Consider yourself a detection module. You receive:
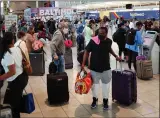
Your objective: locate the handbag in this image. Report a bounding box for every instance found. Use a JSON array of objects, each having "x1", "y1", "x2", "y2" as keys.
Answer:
[
  {"x1": 18, "y1": 41, "x2": 32, "y2": 74},
  {"x1": 75, "y1": 69, "x2": 92, "y2": 94},
  {"x1": 64, "y1": 39, "x2": 73, "y2": 48},
  {"x1": 20, "y1": 90, "x2": 35, "y2": 114}
]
